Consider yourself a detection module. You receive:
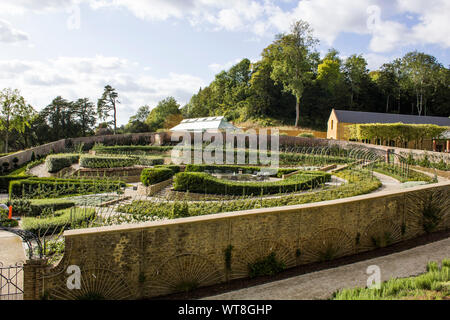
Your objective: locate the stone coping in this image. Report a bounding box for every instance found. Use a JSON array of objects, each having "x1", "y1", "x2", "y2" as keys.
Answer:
[{"x1": 64, "y1": 180, "x2": 450, "y2": 237}]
